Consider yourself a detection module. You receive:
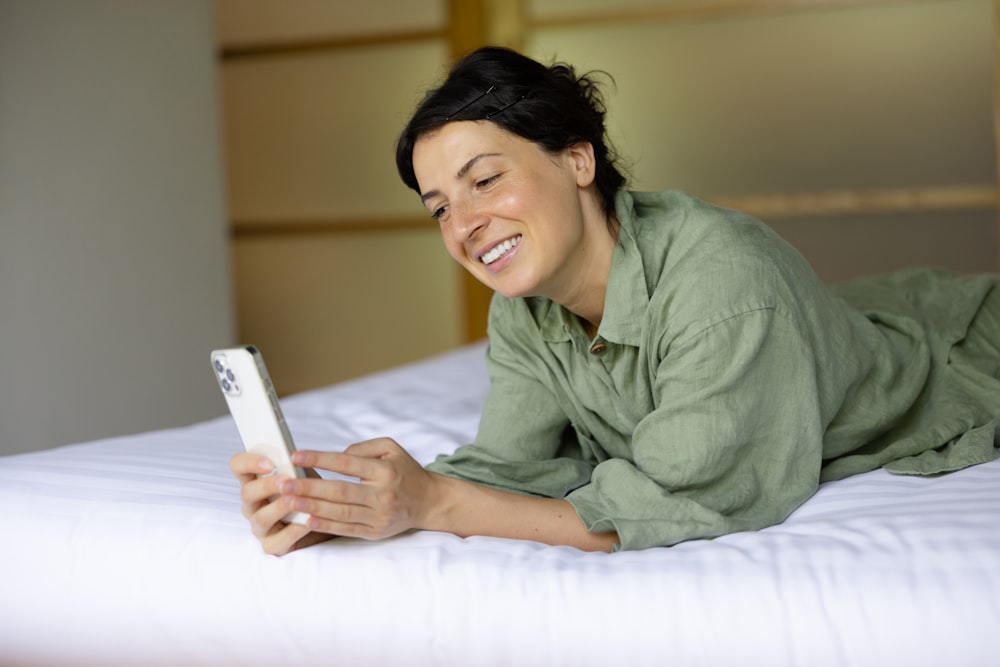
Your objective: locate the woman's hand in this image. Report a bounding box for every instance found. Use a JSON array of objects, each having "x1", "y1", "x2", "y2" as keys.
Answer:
[
  {"x1": 233, "y1": 438, "x2": 618, "y2": 554},
  {"x1": 229, "y1": 452, "x2": 334, "y2": 556},
  {"x1": 280, "y1": 438, "x2": 441, "y2": 541}
]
